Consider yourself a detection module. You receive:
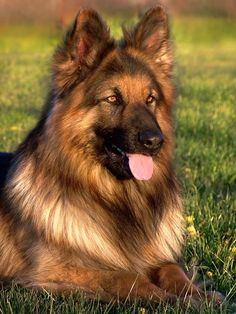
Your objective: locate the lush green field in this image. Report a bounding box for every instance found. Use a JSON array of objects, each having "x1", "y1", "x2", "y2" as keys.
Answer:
[{"x1": 0, "y1": 15, "x2": 235, "y2": 313}]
